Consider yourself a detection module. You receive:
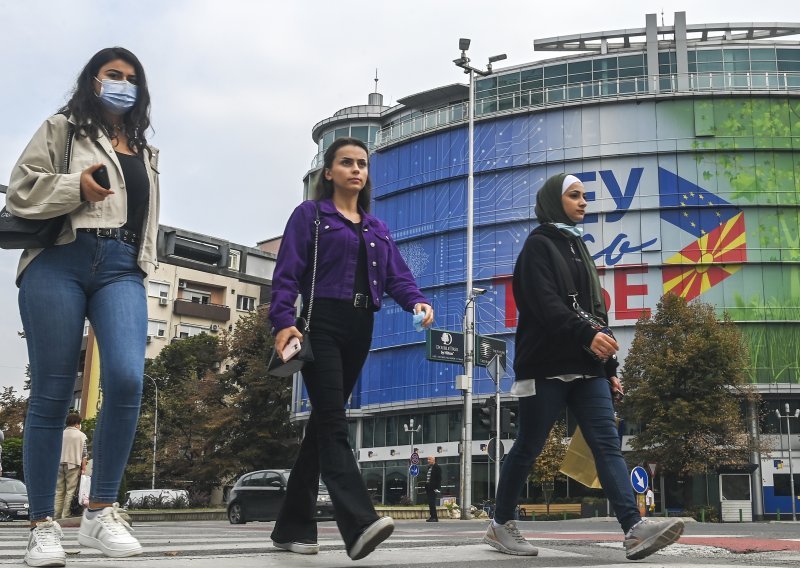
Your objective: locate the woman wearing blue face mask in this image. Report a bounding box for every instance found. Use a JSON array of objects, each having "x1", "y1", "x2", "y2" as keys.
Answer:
[{"x1": 6, "y1": 47, "x2": 159, "y2": 567}]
